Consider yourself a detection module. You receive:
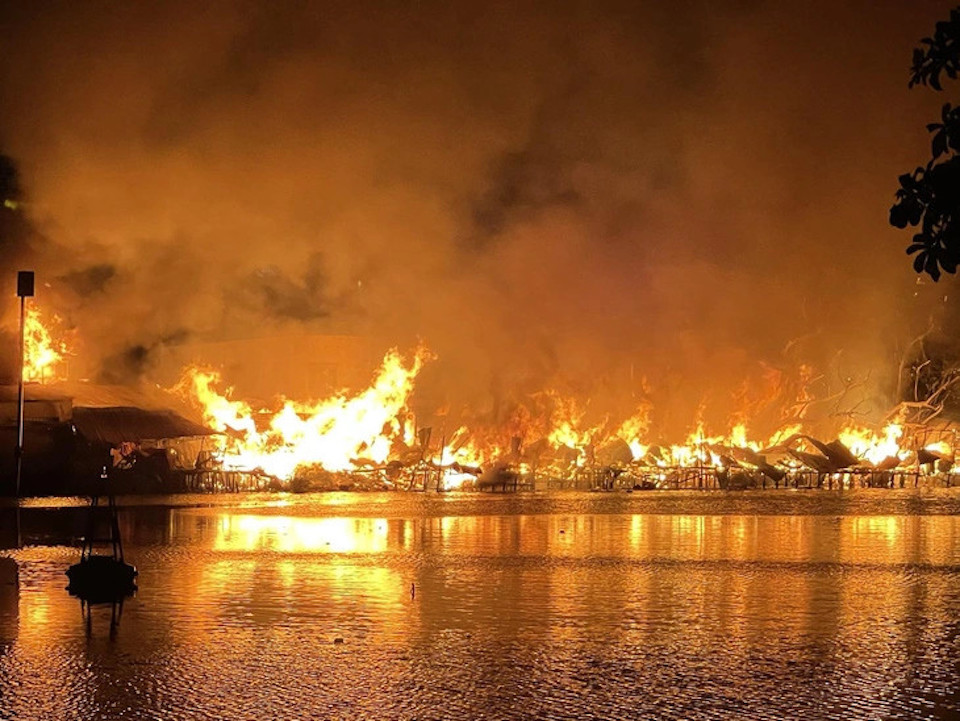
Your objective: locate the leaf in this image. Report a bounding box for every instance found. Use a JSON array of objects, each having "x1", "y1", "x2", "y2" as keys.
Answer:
[
  {"x1": 907, "y1": 243, "x2": 927, "y2": 254},
  {"x1": 914, "y1": 252, "x2": 927, "y2": 273},
  {"x1": 933, "y1": 130, "x2": 948, "y2": 158},
  {"x1": 931, "y1": 70, "x2": 943, "y2": 91},
  {"x1": 908, "y1": 201, "x2": 924, "y2": 226},
  {"x1": 891, "y1": 202, "x2": 912, "y2": 228}
]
